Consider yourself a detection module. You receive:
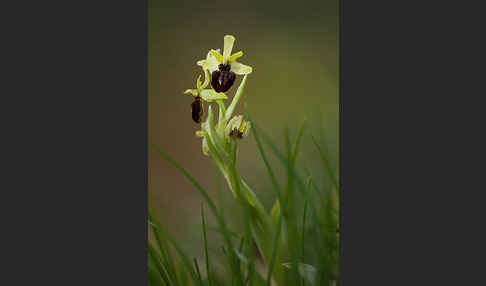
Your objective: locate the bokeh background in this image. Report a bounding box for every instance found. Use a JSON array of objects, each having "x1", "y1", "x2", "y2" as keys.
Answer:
[{"x1": 149, "y1": 0, "x2": 338, "y2": 257}]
